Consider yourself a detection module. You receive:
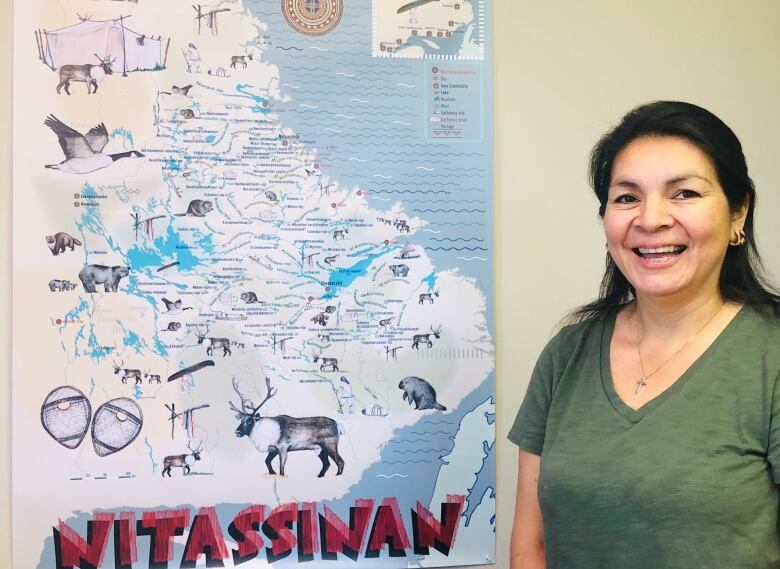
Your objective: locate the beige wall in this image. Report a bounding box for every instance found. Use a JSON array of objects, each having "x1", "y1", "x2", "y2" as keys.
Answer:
[{"x1": 2, "y1": 0, "x2": 780, "y2": 567}]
